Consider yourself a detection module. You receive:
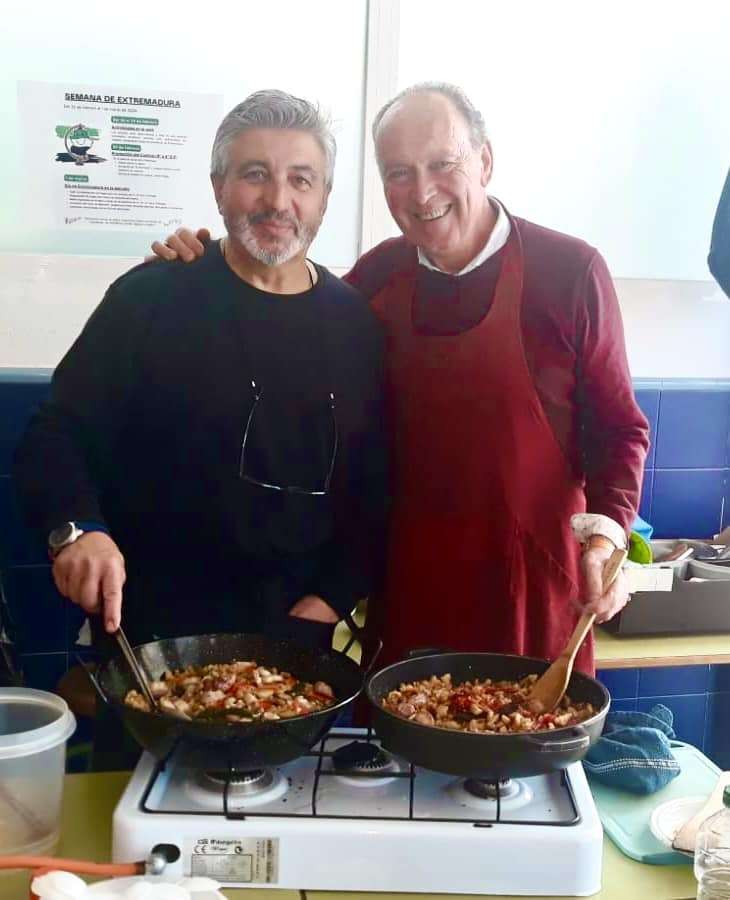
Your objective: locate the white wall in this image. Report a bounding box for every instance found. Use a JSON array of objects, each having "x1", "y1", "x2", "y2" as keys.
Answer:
[
  {"x1": 2, "y1": 0, "x2": 728, "y2": 378},
  {"x1": 397, "y1": 0, "x2": 729, "y2": 283},
  {"x1": 390, "y1": 0, "x2": 730, "y2": 379},
  {"x1": 616, "y1": 277, "x2": 730, "y2": 378},
  {"x1": 0, "y1": 253, "x2": 348, "y2": 368},
  {"x1": 1, "y1": 0, "x2": 367, "y2": 268}
]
